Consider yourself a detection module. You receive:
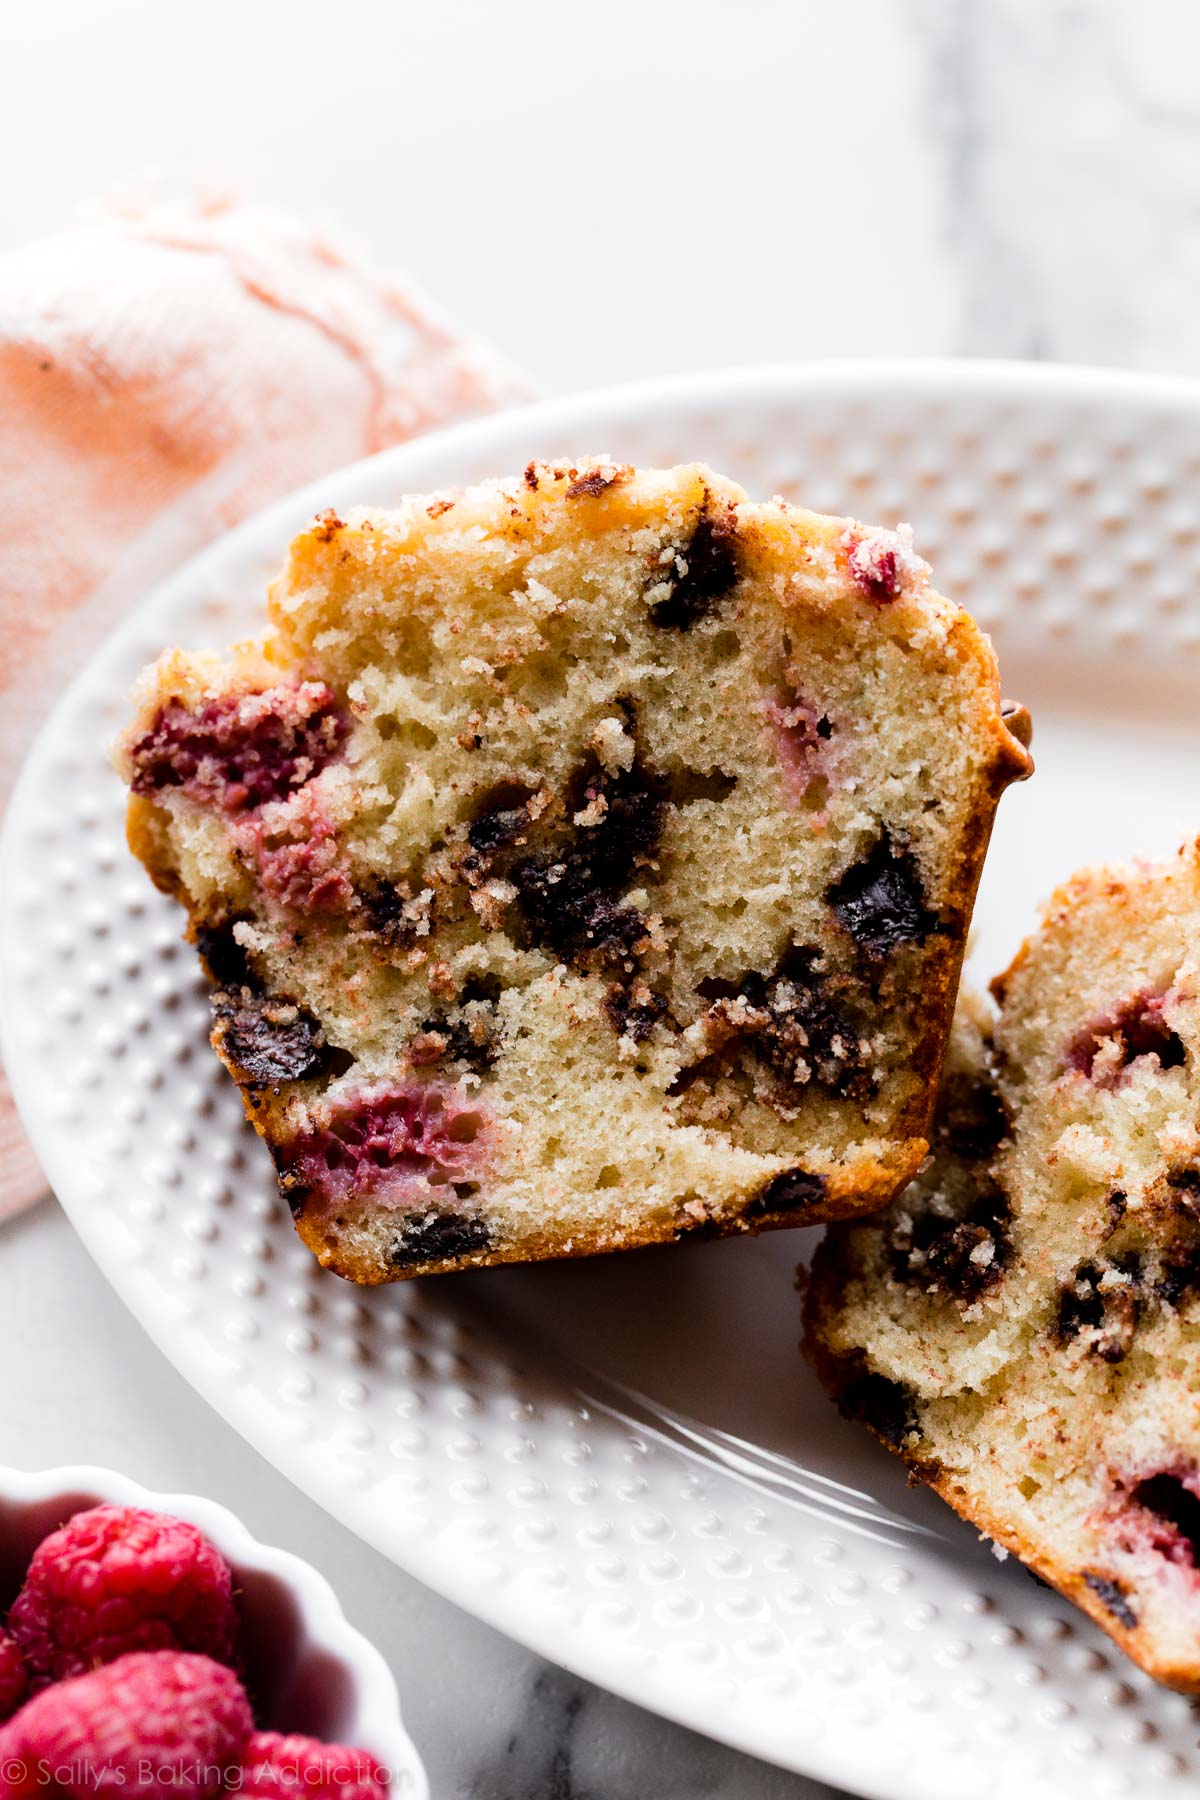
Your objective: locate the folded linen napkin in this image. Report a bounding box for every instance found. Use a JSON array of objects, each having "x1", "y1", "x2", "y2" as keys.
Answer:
[{"x1": 0, "y1": 187, "x2": 527, "y2": 1218}]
